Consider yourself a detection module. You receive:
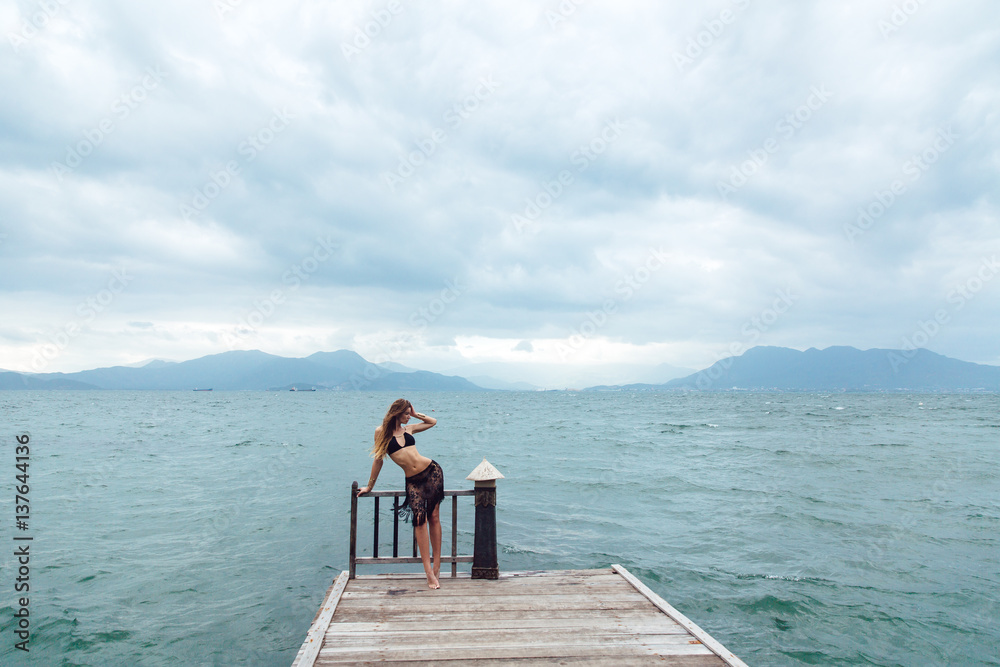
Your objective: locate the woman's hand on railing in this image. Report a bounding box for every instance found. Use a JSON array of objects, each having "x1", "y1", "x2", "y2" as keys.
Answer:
[{"x1": 357, "y1": 485, "x2": 371, "y2": 496}]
